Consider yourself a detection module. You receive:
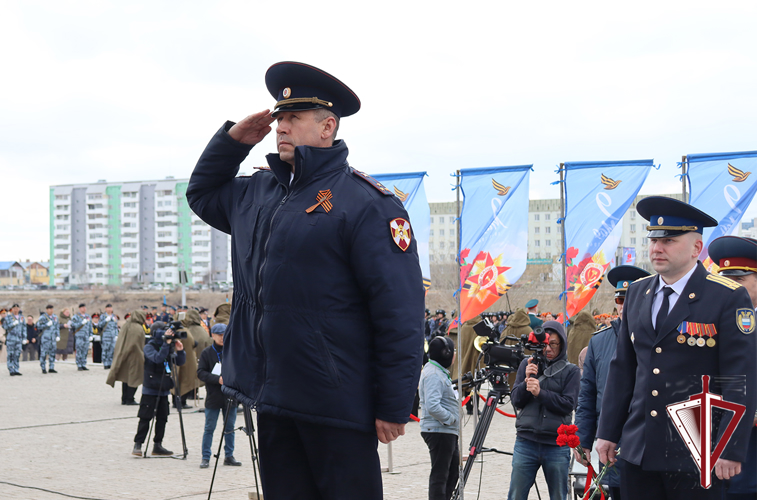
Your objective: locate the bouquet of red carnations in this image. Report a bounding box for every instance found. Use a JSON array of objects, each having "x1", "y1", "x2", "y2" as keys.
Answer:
[{"x1": 556, "y1": 424, "x2": 612, "y2": 500}]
